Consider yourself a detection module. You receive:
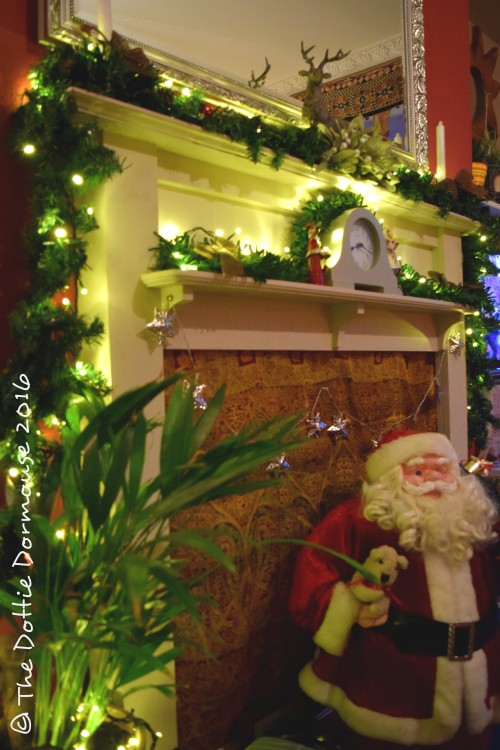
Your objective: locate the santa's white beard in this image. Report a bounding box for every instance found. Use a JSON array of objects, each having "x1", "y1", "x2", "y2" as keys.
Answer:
[{"x1": 362, "y1": 467, "x2": 498, "y2": 563}]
